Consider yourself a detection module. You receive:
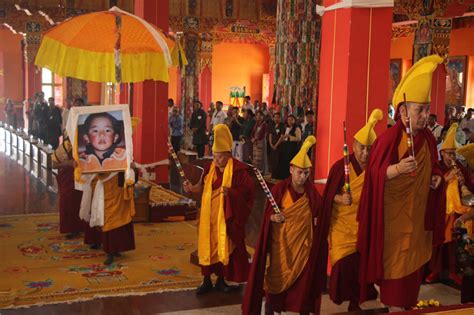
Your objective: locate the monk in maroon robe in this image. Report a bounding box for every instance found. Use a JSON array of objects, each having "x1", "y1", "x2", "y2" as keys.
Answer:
[
  {"x1": 184, "y1": 124, "x2": 255, "y2": 294},
  {"x1": 242, "y1": 136, "x2": 328, "y2": 314},
  {"x1": 322, "y1": 154, "x2": 378, "y2": 311},
  {"x1": 357, "y1": 54, "x2": 446, "y2": 311},
  {"x1": 356, "y1": 119, "x2": 446, "y2": 310},
  {"x1": 427, "y1": 125, "x2": 473, "y2": 285},
  {"x1": 52, "y1": 139, "x2": 85, "y2": 238},
  {"x1": 322, "y1": 109, "x2": 382, "y2": 311}
]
